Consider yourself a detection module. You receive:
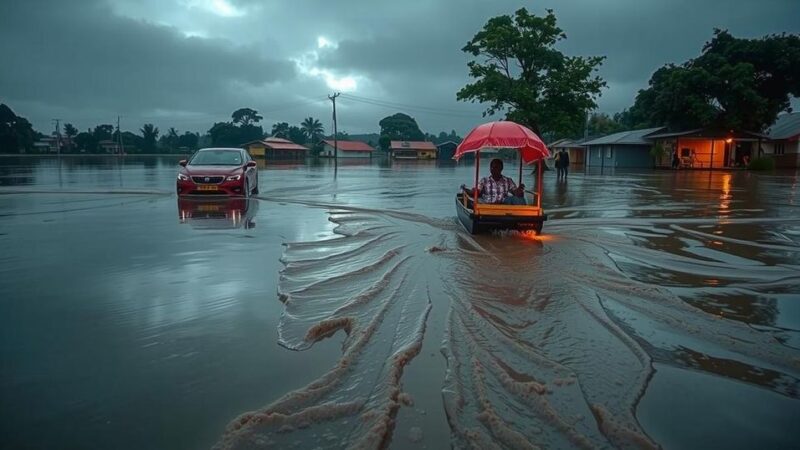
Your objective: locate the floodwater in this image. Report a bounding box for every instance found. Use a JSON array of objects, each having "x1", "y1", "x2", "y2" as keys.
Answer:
[{"x1": 1, "y1": 155, "x2": 799, "y2": 450}]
